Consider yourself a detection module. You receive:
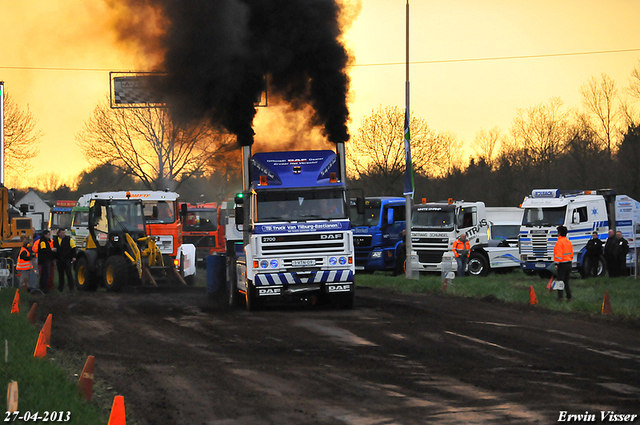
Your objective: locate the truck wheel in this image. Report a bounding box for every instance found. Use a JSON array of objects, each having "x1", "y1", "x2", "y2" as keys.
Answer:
[
  {"x1": 468, "y1": 253, "x2": 489, "y2": 277},
  {"x1": 580, "y1": 255, "x2": 607, "y2": 278},
  {"x1": 104, "y1": 256, "x2": 129, "y2": 292},
  {"x1": 393, "y1": 248, "x2": 406, "y2": 276},
  {"x1": 245, "y1": 280, "x2": 263, "y2": 311},
  {"x1": 75, "y1": 257, "x2": 97, "y2": 292}
]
